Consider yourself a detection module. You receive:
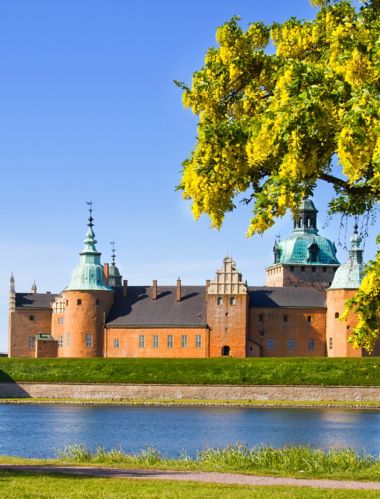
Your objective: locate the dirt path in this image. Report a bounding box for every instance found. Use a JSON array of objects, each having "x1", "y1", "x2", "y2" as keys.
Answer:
[{"x1": 1, "y1": 464, "x2": 380, "y2": 490}]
